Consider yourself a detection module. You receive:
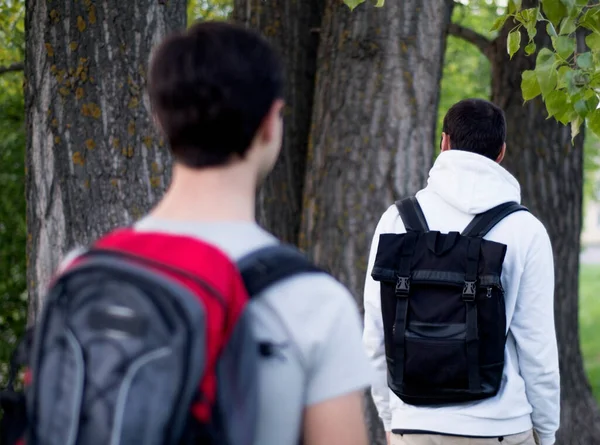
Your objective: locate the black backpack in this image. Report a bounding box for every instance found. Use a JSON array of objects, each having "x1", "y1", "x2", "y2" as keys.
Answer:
[{"x1": 371, "y1": 197, "x2": 528, "y2": 406}]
